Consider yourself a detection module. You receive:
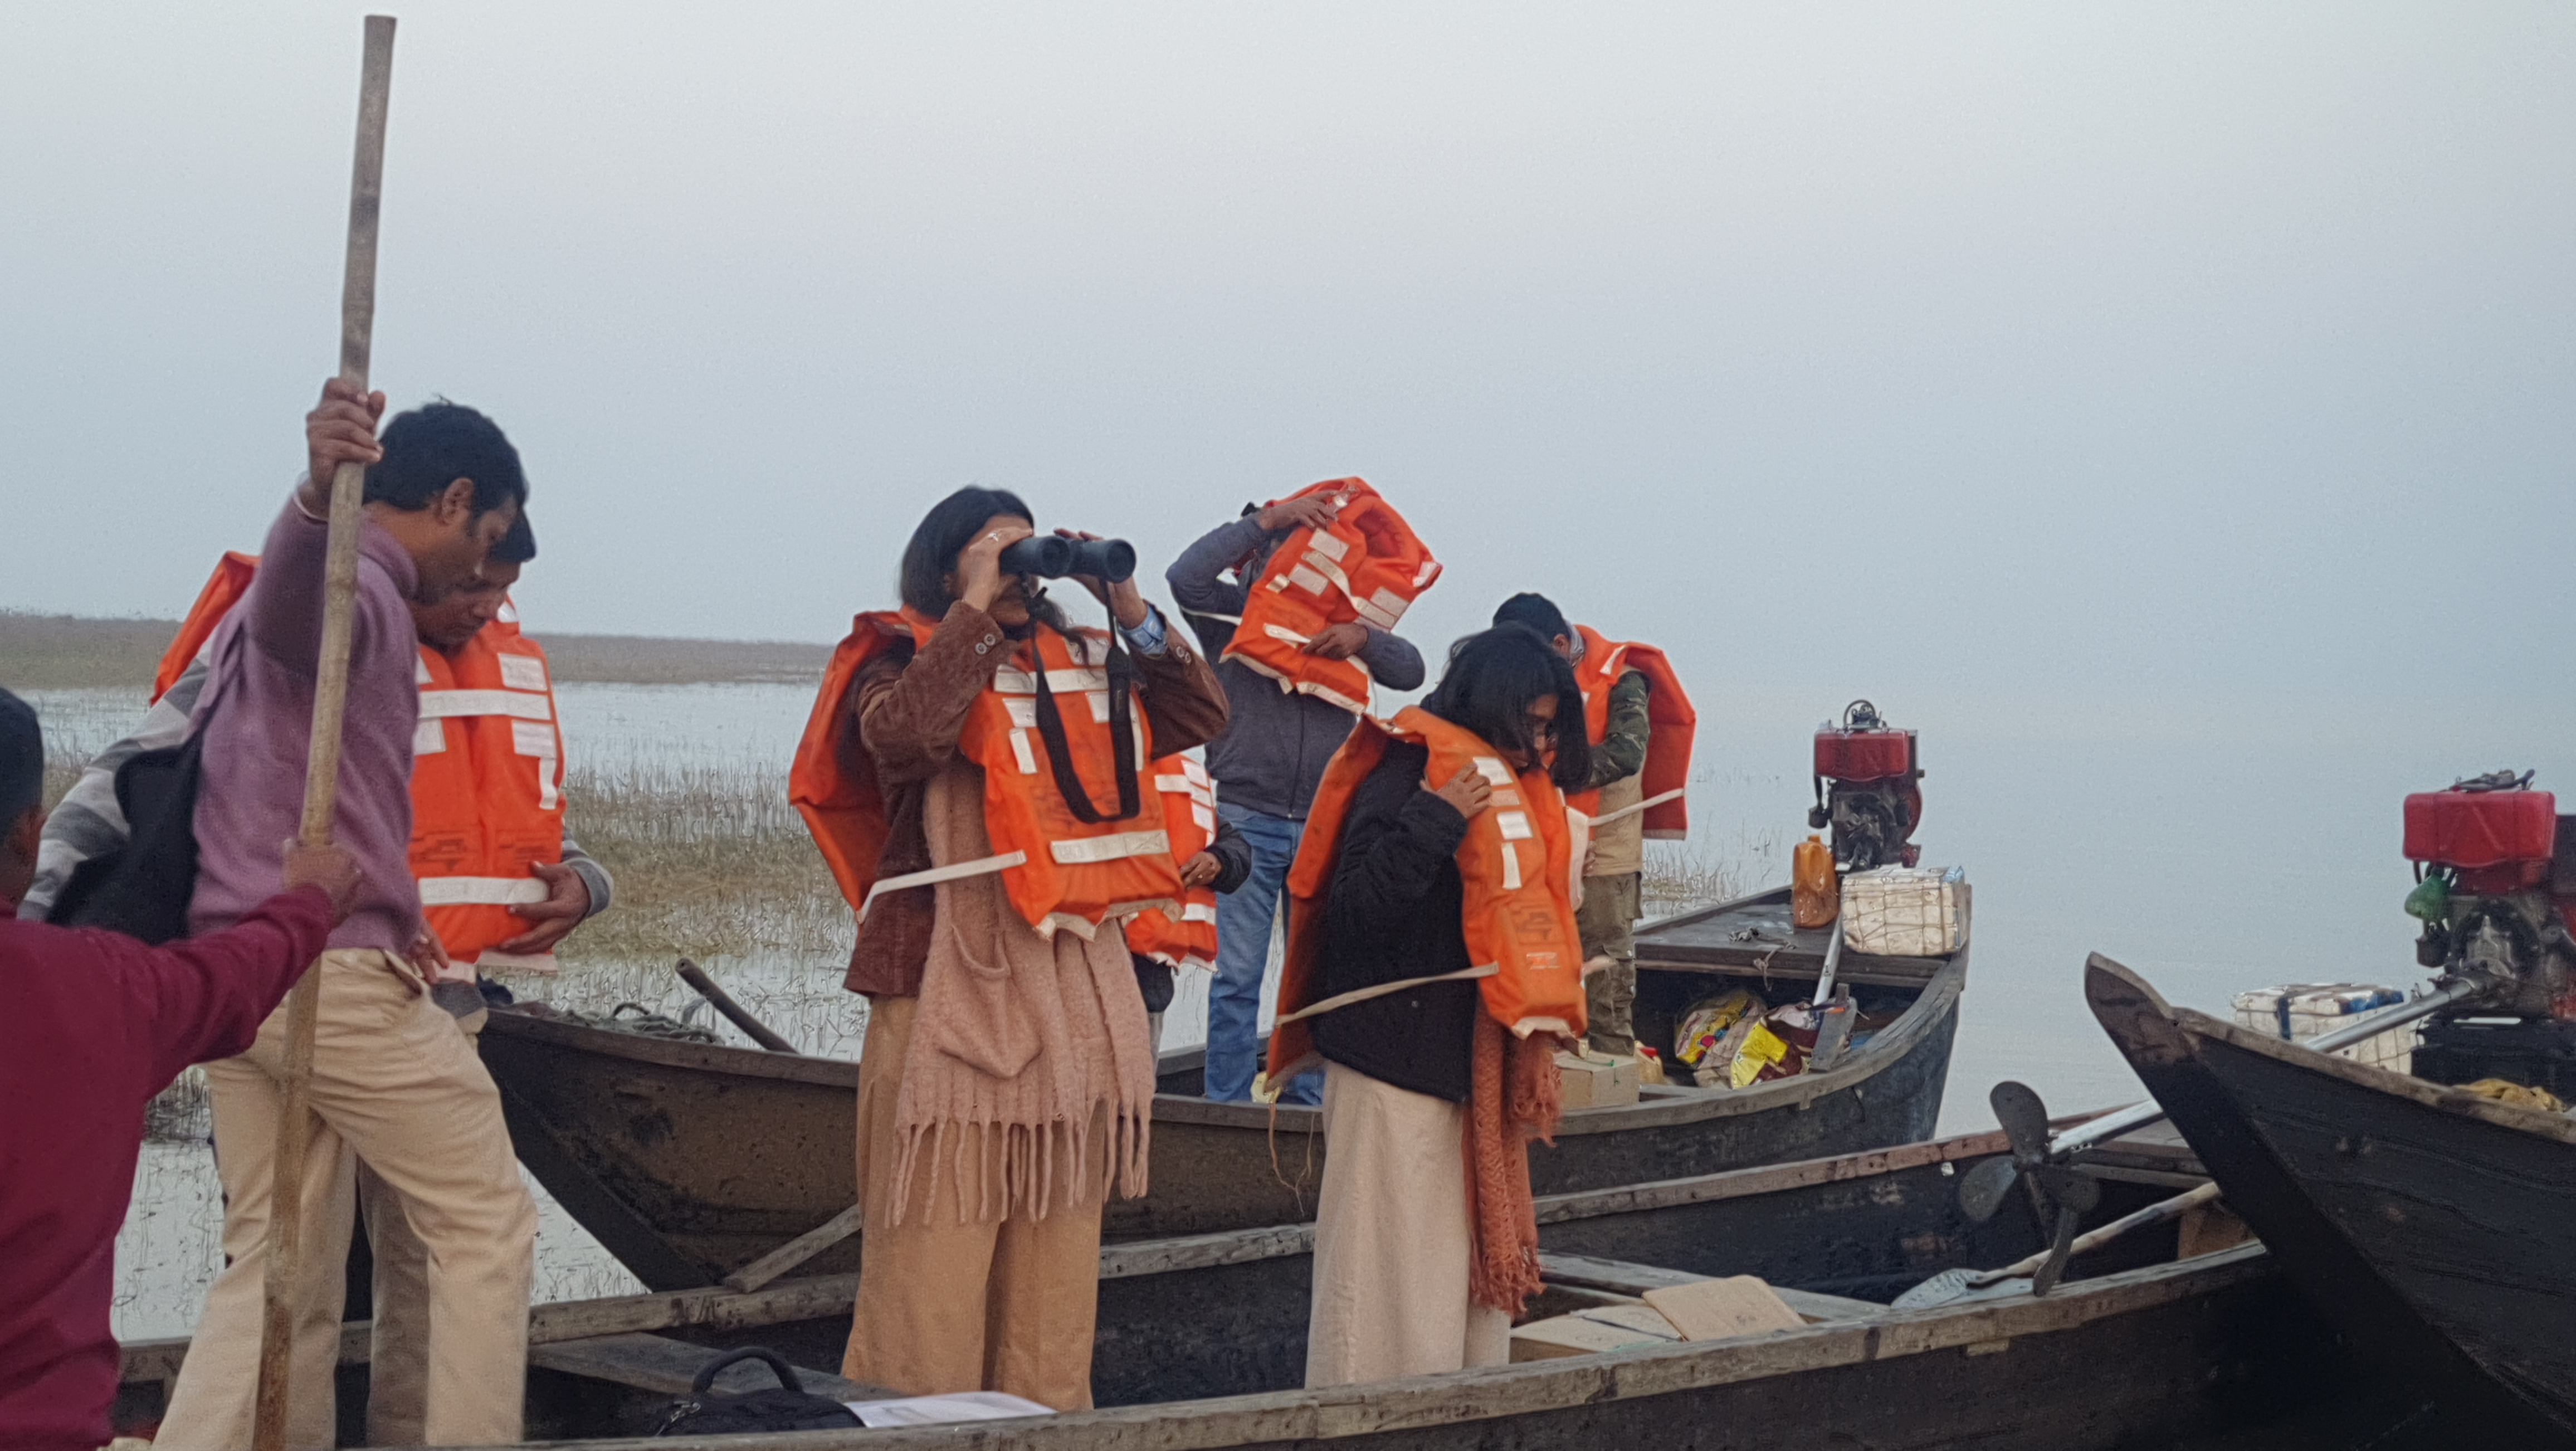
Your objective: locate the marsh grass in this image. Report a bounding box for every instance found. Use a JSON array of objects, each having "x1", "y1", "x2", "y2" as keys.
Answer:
[
  {"x1": 502, "y1": 752, "x2": 870, "y2": 1055},
  {"x1": 1643, "y1": 828, "x2": 1787, "y2": 919},
  {"x1": 0, "y1": 611, "x2": 178, "y2": 692},
  {"x1": 554, "y1": 753, "x2": 850, "y2": 966}
]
